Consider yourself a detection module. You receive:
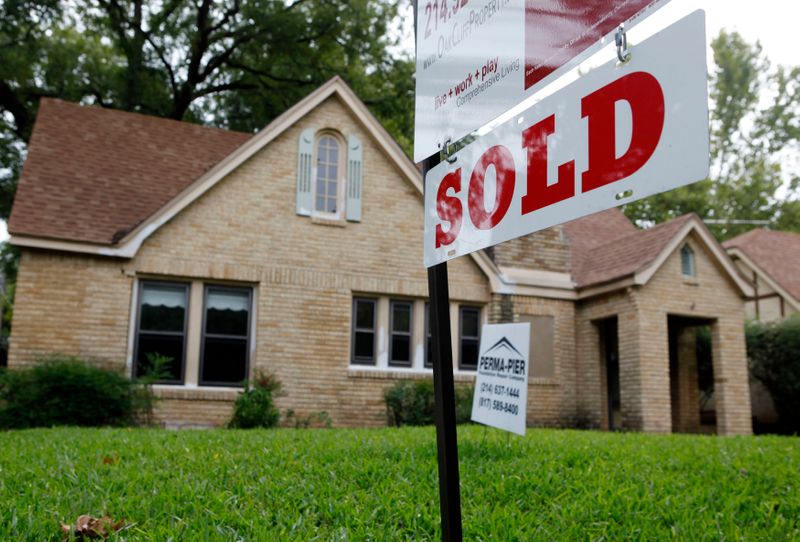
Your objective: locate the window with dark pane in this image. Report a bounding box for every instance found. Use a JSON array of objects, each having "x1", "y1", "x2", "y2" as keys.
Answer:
[
  {"x1": 459, "y1": 306, "x2": 481, "y2": 370},
  {"x1": 135, "y1": 282, "x2": 188, "y2": 383},
  {"x1": 389, "y1": 300, "x2": 413, "y2": 367},
  {"x1": 424, "y1": 302, "x2": 433, "y2": 368},
  {"x1": 315, "y1": 135, "x2": 339, "y2": 214},
  {"x1": 352, "y1": 298, "x2": 376, "y2": 364},
  {"x1": 200, "y1": 286, "x2": 251, "y2": 386}
]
